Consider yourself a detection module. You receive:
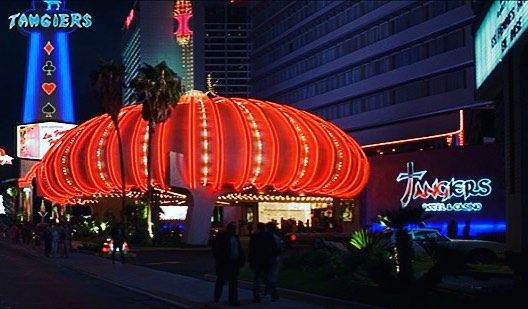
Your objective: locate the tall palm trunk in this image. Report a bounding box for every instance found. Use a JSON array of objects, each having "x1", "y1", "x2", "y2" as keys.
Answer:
[
  {"x1": 114, "y1": 118, "x2": 126, "y2": 222},
  {"x1": 131, "y1": 61, "x2": 182, "y2": 242},
  {"x1": 90, "y1": 62, "x2": 125, "y2": 223},
  {"x1": 395, "y1": 229, "x2": 414, "y2": 283},
  {"x1": 146, "y1": 120, "x2": 154, "y2": 238}
]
